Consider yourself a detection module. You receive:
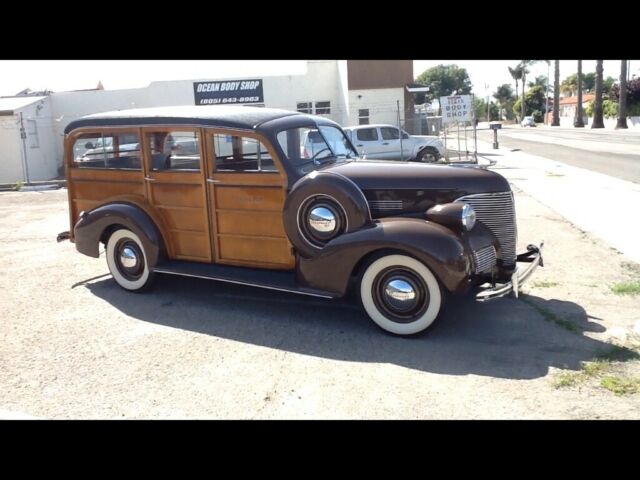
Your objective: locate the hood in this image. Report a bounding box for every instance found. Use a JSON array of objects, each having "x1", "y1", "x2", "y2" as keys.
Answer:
[{"x1": 322, "y1": 160, "x2": 511, "y2": 216}]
